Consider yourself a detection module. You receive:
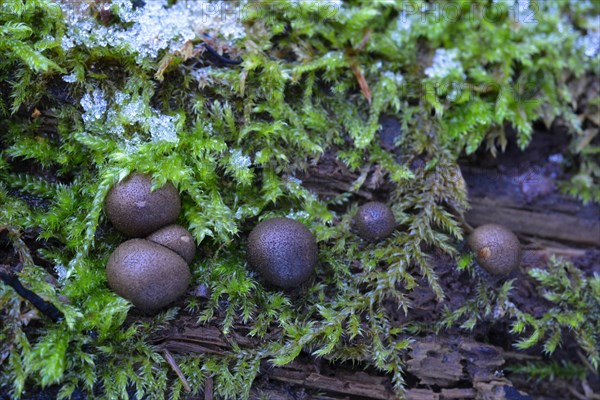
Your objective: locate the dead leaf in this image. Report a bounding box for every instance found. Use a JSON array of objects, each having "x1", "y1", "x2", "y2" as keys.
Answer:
[{"x1": 351, "y1": 64, "x2": 372, "y2": 104}]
